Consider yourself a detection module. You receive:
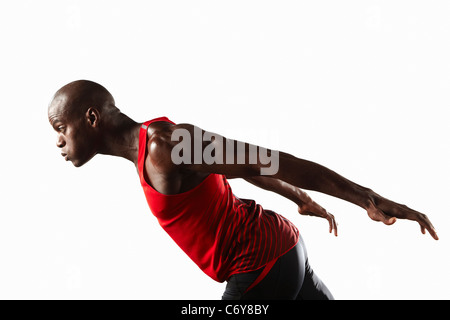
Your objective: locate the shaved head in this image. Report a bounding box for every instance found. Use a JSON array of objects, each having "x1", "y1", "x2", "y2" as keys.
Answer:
[
  {"x1": 49, "y1": 80, "x2": 117, "y2": 120},
  {"x1": 48, "y1": 80, "x2": 140, "y2": 167},
  {"x1": 48, "y1": 80, "x2": 120, "y2": 167}
]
